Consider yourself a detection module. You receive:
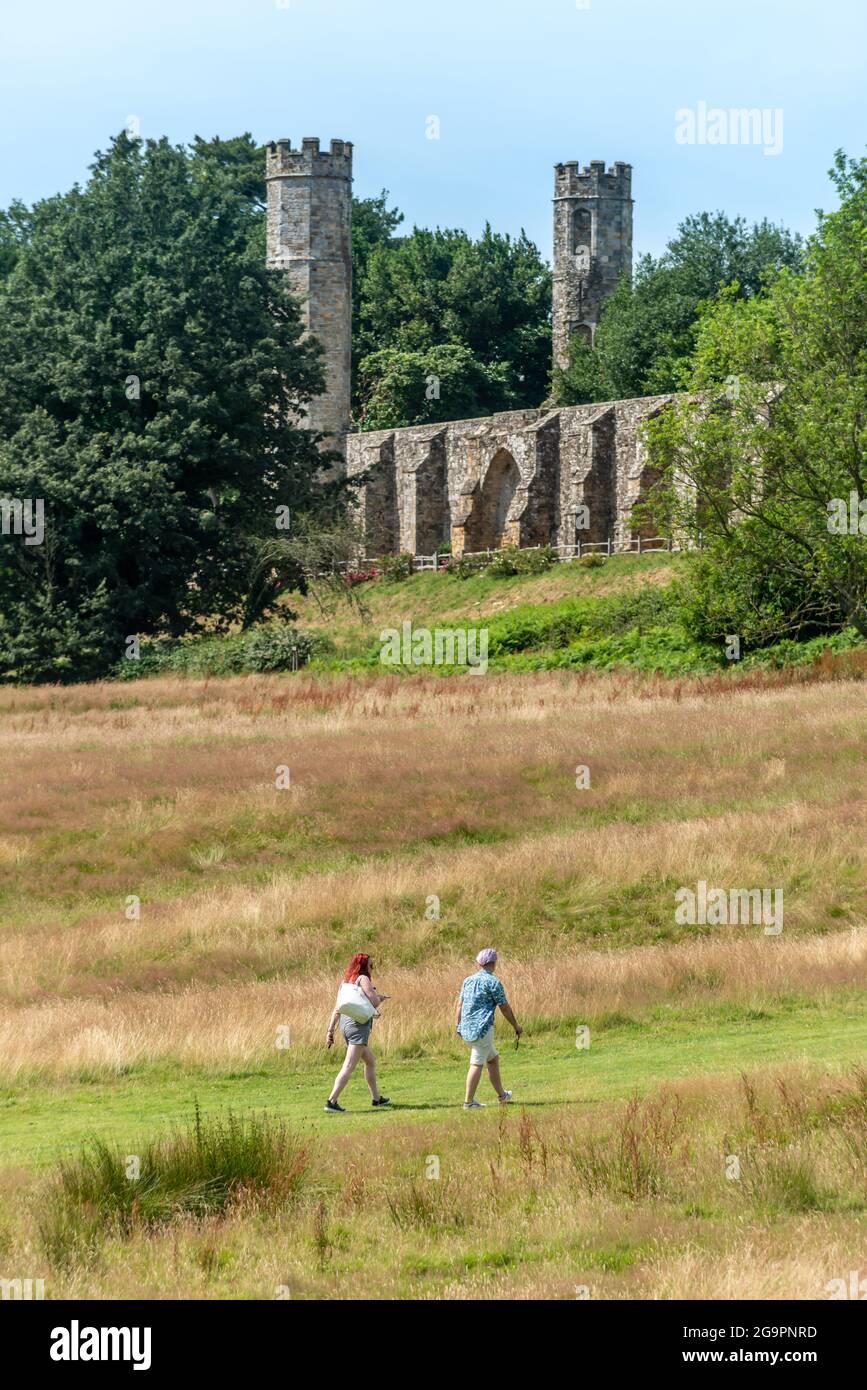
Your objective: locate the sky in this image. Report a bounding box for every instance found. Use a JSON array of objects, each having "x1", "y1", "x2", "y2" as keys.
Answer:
[{"x1": 1, "y1": 0, "x2": 865, "y2": 261}]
